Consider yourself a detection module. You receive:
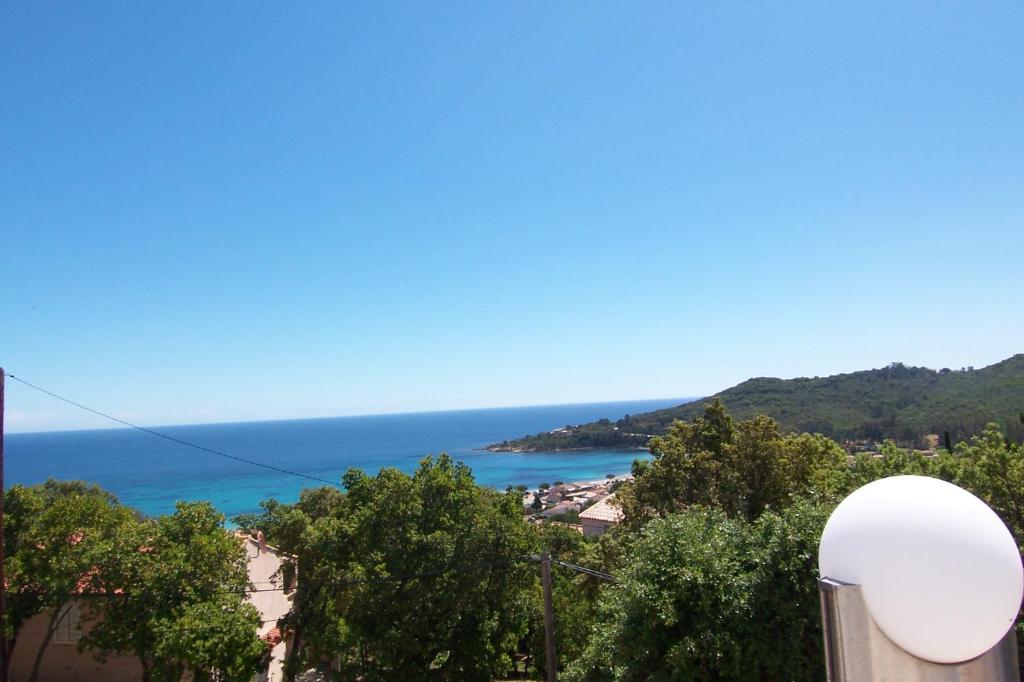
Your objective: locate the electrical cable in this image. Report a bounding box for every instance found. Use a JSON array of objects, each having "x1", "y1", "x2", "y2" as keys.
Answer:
[
  {"x1": 29, "y1": 554, "x2": 531, "y2": 602},
  {"x1": 6, "y1": 373, "x2": 343, "y2": 489},
  {"x1": 553, "y1": 558, "x2": 617, "y2": 582}
]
